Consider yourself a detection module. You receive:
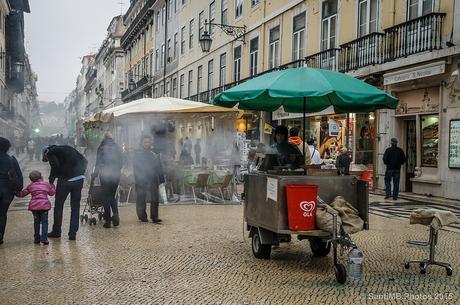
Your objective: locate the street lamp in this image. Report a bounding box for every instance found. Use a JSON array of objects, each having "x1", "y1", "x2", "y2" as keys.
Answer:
[{"x1": 199, "y1": 19, "x2": 246, "y2": 53}]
